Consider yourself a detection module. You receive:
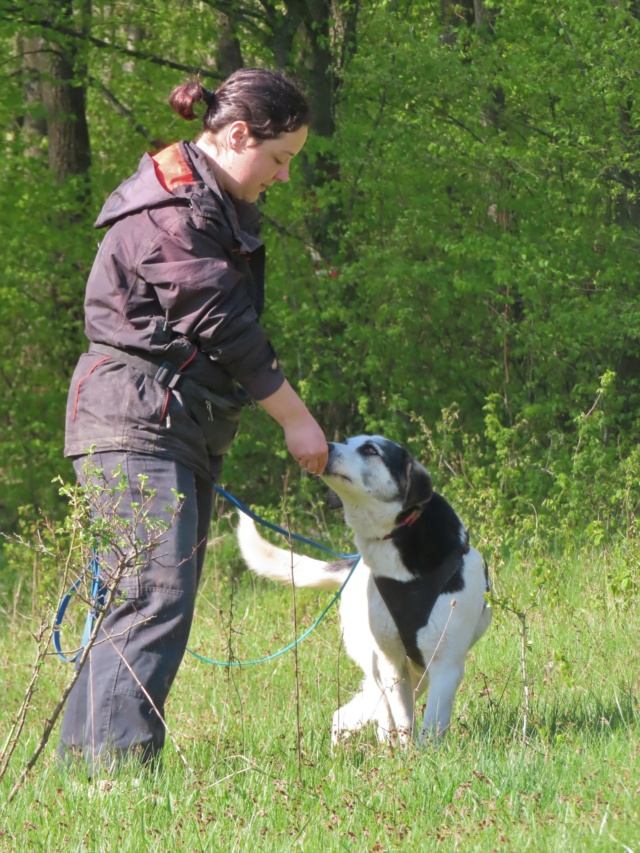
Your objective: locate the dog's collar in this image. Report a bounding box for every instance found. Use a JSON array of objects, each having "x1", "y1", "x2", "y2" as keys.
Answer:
[{"x1": 381, "y1": 507, "x2": 423, "y2": 540}]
